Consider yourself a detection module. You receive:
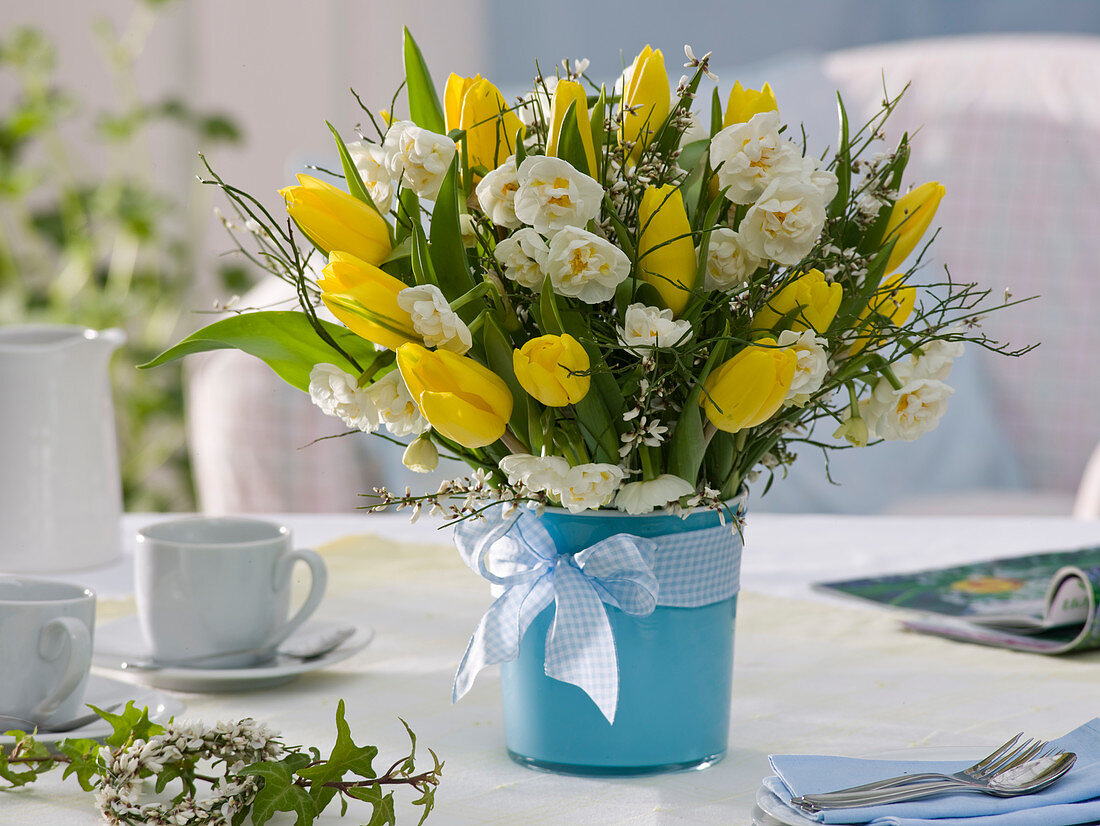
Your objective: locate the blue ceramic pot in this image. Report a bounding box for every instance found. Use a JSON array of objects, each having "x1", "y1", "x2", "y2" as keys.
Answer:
[{"x1": 500, "y1": 506, "x2": 740, "y2": 775}]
